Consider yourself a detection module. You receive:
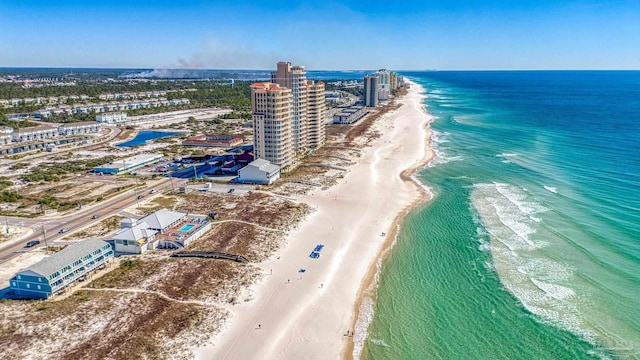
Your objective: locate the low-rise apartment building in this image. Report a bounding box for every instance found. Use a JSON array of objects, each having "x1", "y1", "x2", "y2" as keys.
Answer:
[
  {"x1": 12, "y1": 125, "x2": 58, "y2": 142},
  {"x1": 9, "y1": 239, "x2": 114, "y2": 299}
]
